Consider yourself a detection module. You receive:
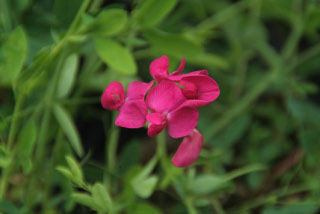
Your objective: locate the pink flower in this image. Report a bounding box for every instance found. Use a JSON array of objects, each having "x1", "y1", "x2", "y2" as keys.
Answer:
[
  {"x1": 172, "y1": 129, "x2": 203, "y2": 167},
  {"x1": 101, "y1": 80, "x2": 153, "y2": 128},
  {"x1": 145, "y1": 80, "x2": 199, "y2": 138},
  {"x1": 149, "y1": 56, "x2": 220, "y2": 107}
]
